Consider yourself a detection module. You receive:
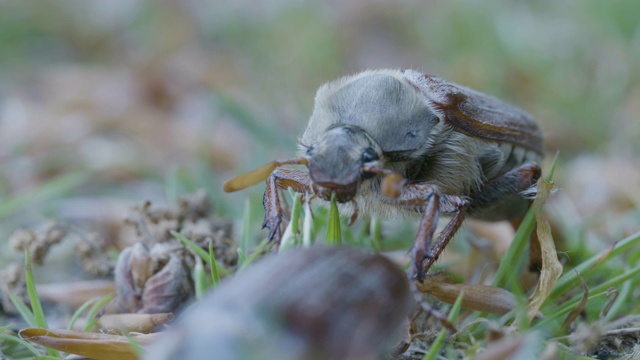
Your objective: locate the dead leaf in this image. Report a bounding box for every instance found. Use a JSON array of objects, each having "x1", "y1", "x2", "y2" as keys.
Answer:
[
  {"x1": 562, "y1": 271, "x2": 588, "y2": 328},
  {"x1": 418, "y1": 275, "x2": 518, "y2": 315},
  {"x1": 526, "y1": 178, "x2": 563, "y2": 322},
  {"x1": 19, "y1": 328, "x2": 160, "y2": 360}
]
